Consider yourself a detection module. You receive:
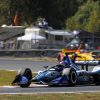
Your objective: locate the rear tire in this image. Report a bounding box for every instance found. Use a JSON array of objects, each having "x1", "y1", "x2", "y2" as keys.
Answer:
[
  {"x1": 62, "y1": 68, "x2": 77, "y2": 86},
  {"x1": 93, "y1": 75, "x2": 100, "y2": 85}
]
